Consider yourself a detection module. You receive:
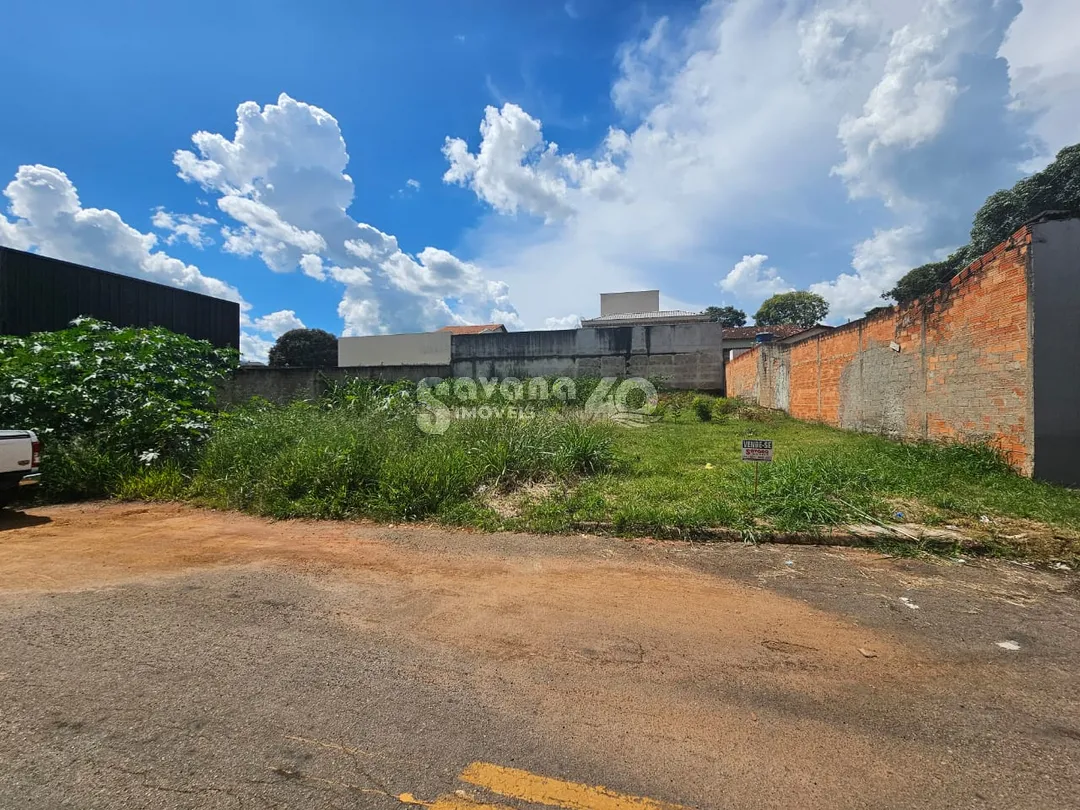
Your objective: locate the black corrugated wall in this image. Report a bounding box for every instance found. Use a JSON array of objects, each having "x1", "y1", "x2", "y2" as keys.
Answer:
[{"x1": 0, "y1": 247, "x2": 240, "y2": 350}]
